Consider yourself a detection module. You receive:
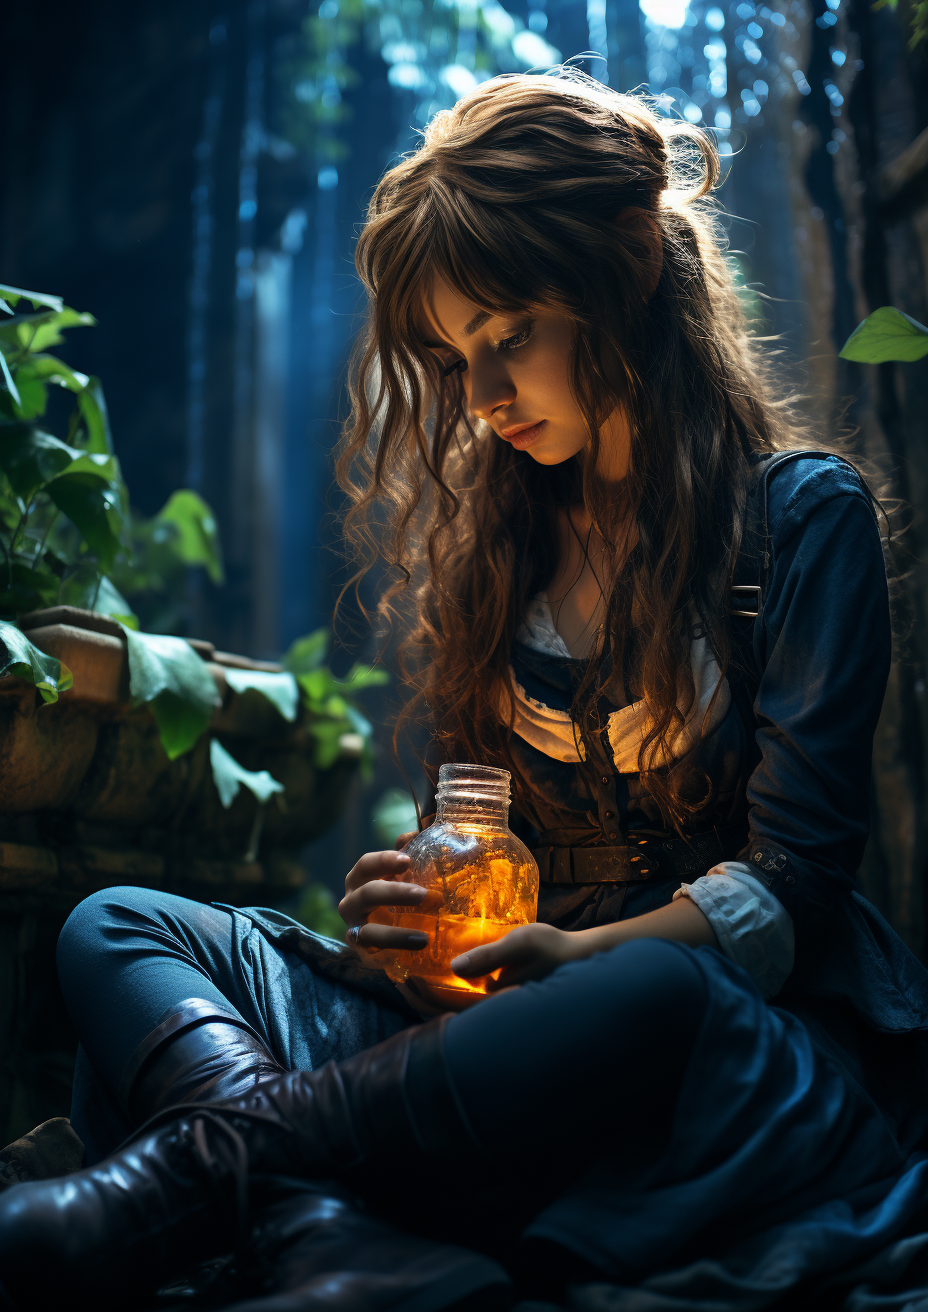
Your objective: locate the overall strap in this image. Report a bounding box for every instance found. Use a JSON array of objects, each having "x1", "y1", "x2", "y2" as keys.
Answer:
[{"x1": 728, "y1": 448, "x2": 856, "y2": 704}]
